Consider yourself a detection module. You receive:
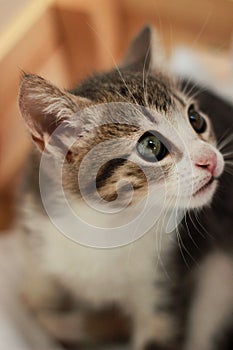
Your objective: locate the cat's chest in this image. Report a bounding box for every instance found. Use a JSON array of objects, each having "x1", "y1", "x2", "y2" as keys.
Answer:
[
  {"x1": 42, "y1": 220, "x2": 159, "y2": 277},
  {"x1": 23, "y1": 197, "x2": 173, "y2": 305},
  {"x1": 33, "y1": 216, "x2": 171, "y2": 305}
]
